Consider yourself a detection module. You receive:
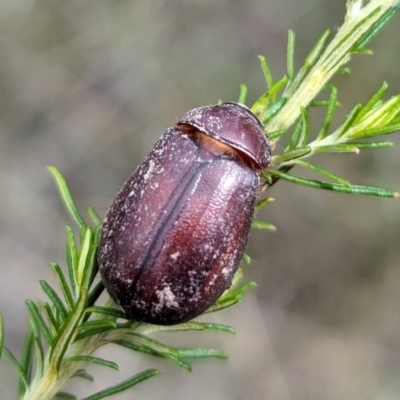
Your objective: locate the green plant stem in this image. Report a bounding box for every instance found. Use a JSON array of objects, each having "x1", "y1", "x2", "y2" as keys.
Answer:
[
  {"x1": 23, "y1": 299, "x2": 116, "y2": 400},
  {"x1": 265, "y1": 0, "x2": 400, "y2": 133},
  {"x1": 23, "y1": 338, "x2": 100, "y2": 400}
]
